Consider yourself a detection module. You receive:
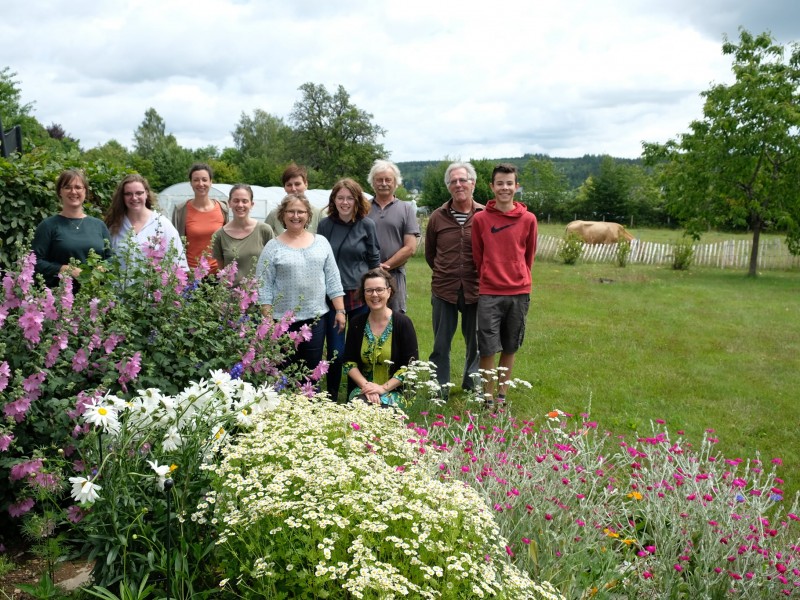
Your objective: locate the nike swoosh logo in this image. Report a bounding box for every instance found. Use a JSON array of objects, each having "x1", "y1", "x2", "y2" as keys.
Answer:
[{"x1": 491, "y1": 224, "x2": 515, "y2": 233}]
